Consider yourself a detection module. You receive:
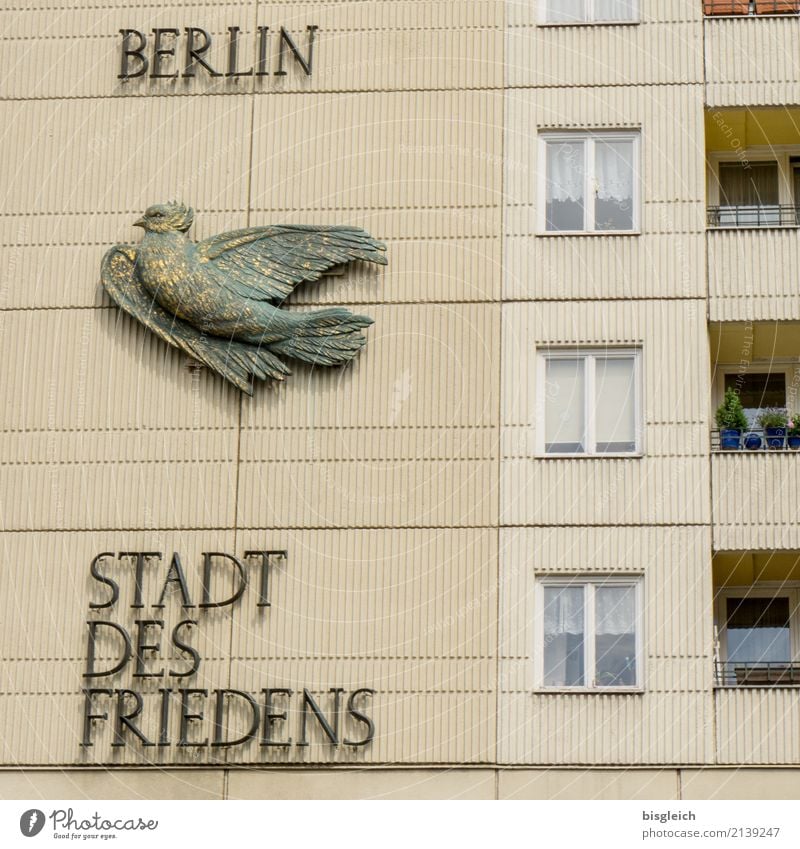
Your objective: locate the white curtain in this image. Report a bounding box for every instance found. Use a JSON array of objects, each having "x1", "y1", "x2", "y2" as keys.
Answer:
[
  {"x1": 595, "y1": 586, "x2": 636, "y2": 635},
  {"x1": 595, "y1": 357, "x2": 636, "y2": 448},
  {"x1": 594, "y1": 0, "x2": 637, "y2": 20},
  {"x1": 595, "y1": 140, "x2": 633, "y2": 202},
  {"x1": 545, "y1": 358, "x2": 585, "y2": 449},
  {"x1": 546, "y1": 141, "x2": 585, "y2": 203},
  {"x1": 547, "y1": 0, "x2": 587, "y2": 22},
  {"x1": 544, "y1": 587, "x2": 585, "y2": 635}
]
